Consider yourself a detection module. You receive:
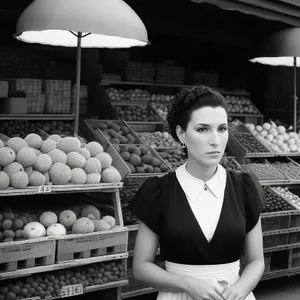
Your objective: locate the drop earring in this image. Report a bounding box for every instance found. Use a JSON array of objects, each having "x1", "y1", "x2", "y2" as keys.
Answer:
[{"x1": 179, "y1": 141, "x2": 186, "y2": 149}]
